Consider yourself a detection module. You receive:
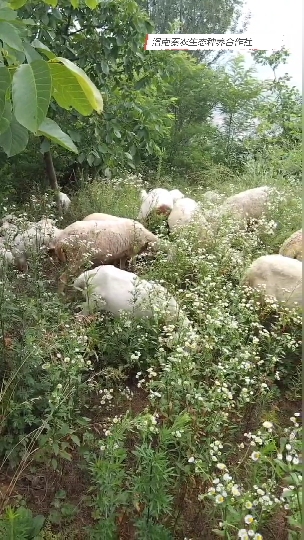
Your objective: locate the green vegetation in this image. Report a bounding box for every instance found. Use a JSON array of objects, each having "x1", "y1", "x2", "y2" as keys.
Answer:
[{"x1": 0, "y1": 0, "x2": 302, "y2": 538}]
